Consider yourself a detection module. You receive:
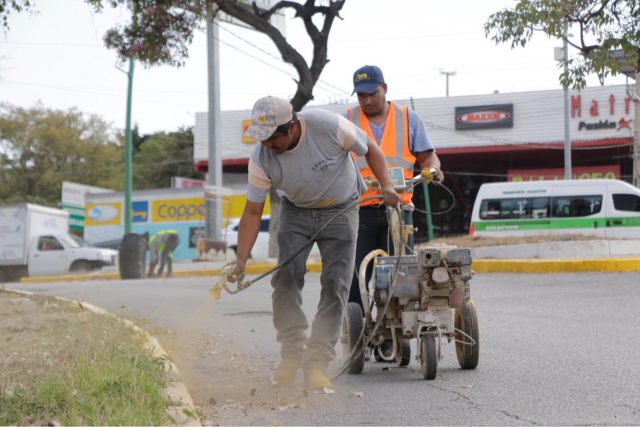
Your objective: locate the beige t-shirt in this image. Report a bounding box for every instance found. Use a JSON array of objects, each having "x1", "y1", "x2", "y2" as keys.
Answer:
[{"x1": 247, "y1": 108, "x2": 369, "y2": 209}]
